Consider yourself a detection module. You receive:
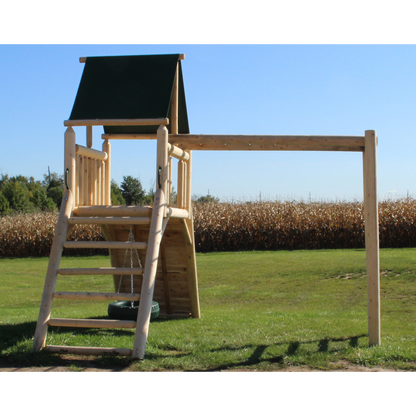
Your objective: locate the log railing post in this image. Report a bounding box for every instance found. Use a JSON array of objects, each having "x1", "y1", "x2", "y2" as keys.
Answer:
[{"x1": 64, "y1": 127, "x2": 76, "y2": 209}]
